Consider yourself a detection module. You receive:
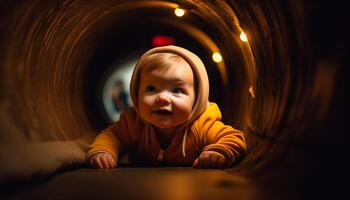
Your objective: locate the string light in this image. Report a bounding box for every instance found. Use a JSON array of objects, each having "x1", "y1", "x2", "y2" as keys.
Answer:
[
  {"x1": 174, "y1": 8, "x2": 185, "y2": 17},
  {"x1": 212, "y1": 52, "x2": 223, "y2": 63},
  {"x1": 240, "y1": 31, "x2": 248, "y2": 42}
]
